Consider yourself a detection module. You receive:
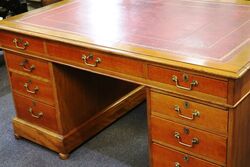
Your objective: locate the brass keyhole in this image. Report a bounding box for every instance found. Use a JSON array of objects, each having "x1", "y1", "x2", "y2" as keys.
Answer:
[
  {"x1": 184, "y1": 101, "x2": 189, "y2": 109},
  {"x1": 183, "y1": 155, "x2": 189, "y2": 162},
  {"x1": 184, "y1": 127, "x2": 189, "y2": 134},
  {"x1": 32, "y1": 101, "x2": 36, "y2": 106},
  {"x1": 183, "y1": 74, "x2": 189, "y2": 82},
  {"x1": 88, "y1": 53, "x2": 94, "y2": 60}
]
